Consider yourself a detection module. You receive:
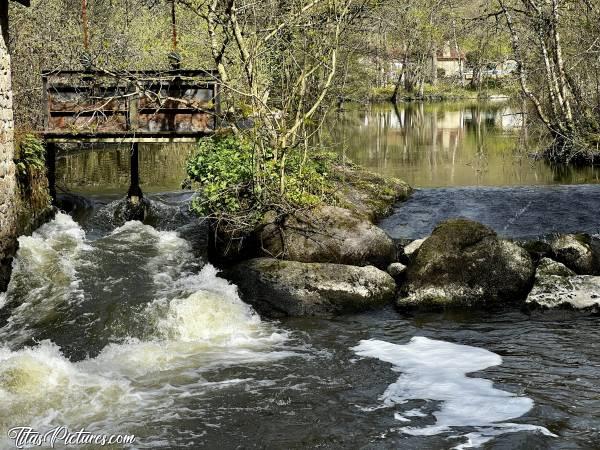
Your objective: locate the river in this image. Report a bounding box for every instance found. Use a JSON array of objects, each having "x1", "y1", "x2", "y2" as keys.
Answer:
[{"x1": 0, "y1": 100, "x2": 598, "y2": 449}]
